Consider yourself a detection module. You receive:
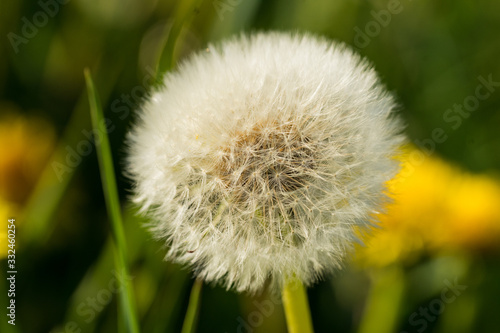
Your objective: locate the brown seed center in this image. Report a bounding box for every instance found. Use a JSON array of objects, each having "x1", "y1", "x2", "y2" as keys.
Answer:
[{"x1": 212, "y1": 121, "x2": 316, "y2": 202}]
